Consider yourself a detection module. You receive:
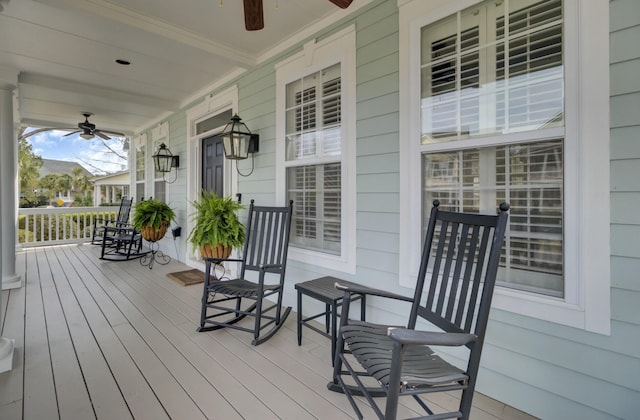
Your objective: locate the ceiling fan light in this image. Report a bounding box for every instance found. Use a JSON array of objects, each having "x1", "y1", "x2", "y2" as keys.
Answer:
[{"x1": 80, "y1": 132, "x2": 93, "y2": 139}]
